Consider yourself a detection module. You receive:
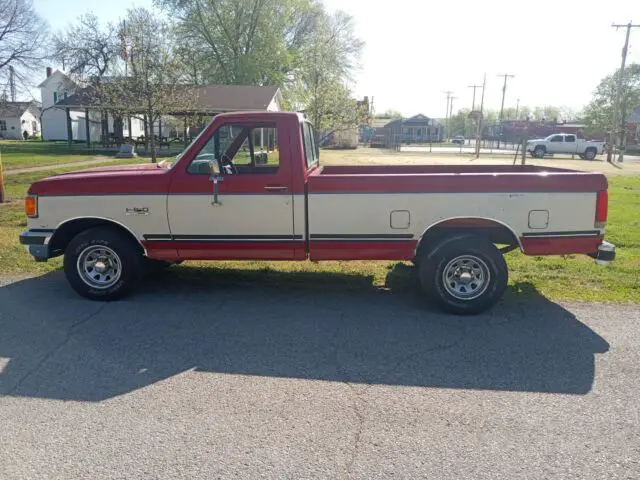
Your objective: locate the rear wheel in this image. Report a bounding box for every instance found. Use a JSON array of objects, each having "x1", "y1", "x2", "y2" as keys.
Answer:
[
  {"x1": 63, "y1": 226, "x2": 143, "y2": 301},
  {"x1": 584, "y1": 148, "x2": 597, "y2": 160},
  {"x1": 419, "y1": 235, "x2": 508, "y2": 315}
]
